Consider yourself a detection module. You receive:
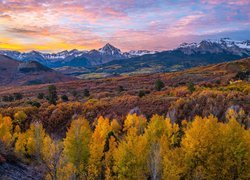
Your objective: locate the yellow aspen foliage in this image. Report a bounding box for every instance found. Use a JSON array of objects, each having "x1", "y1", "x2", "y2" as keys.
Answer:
[
  {"x1": 111, "y1": 119, "x2": 122, "y2": 134},
  {"x1": 57, "y1": 162, "x2": 78, "y2": 180},
  {"x1": 181, "y1": 119, "x2": 188, "y2": 130},
  {"x1": 1, "y1": 110, "x2": 249, "y2": 179},
  {"x1": 144, "y1": 115, "x2": 166, "y2": 141},
  {"x1": 26, "y1": 123, "x2": 47, "y2": 159},
  {"x1": 14, "y1": 111, "x2": 27, "y2": 125},
  {"x1": 15, "y1": 122, "x2": 47, "y2": 160},
  {"x1": 162, "y1": 143, "x2": 185, "y2": 179},
  {"x1": 181, "y1": 115, "x2": 223, "y2": 179},
  {"x1": 143, "y1": 115, "x2": 181, "y2": 179},
  {"x1": 14, "y1": 133, "x2": 27, "y2": 157},
  {"x1": 160, "y1": 122, "x2": 184, "y2": 179},
  {"x1": 41, "y1": 136, "x2": 63, "y2": 180},
  {"x1": 220, "y1": 112, "x2": 250, "y2": 179},
  {"x1": 104, "y1": 135, "x2": 118, "y2": 180},
  {"x1": 62, "y1": 117, "x2": 92, "y2": 178},
  {"x1": 114, "y1": 127, "x2": 148, "y2": 179},
  {"x1": 88, "y1": 116, "x2": 112, "y2": 179},
  {"x1": 0, "y1": 116, "x2": 13, "y2": 148},
  {"x1": 143, "y1": 115, "x2": 166, "y2": 179},
  {"x1": 12, "y1": 125, "x2": 21, "y2": 144},
  {"x1": 123, "y1": 114, "x2": 147, "y2": 135},
  {"x1": 165, "y1": 118, "x2": 180, "y2": 147}
]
